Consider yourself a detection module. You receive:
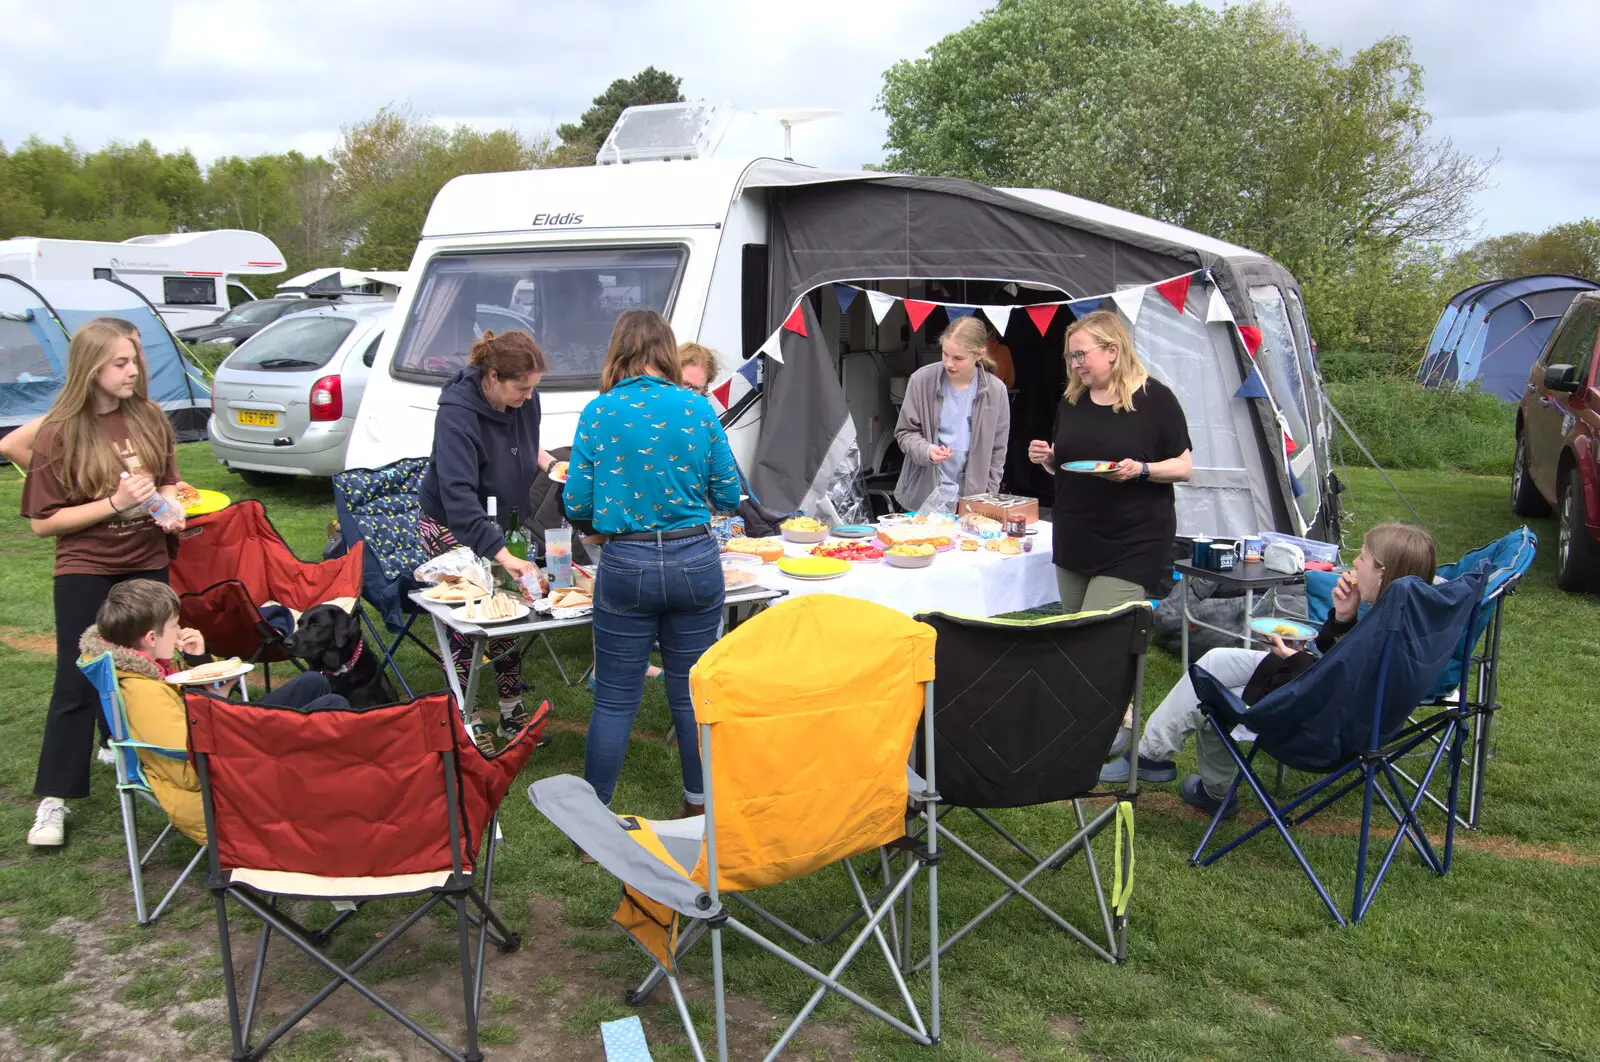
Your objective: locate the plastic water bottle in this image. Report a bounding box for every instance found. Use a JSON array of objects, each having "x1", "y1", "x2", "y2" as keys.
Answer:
[{"x1": 120, "y1": 473, "x2": 181, "y2": 530}]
